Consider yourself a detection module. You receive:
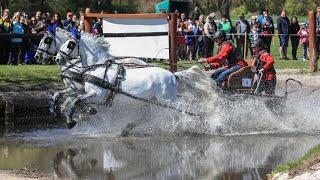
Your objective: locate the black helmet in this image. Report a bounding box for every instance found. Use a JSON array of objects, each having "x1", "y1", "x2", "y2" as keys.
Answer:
[
  {"x1": 213, "y1": 30, "x2": 226, "y2": 39},
  {"x1": 251, "y1": 38, "x2": 264, "y2": 48}
]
